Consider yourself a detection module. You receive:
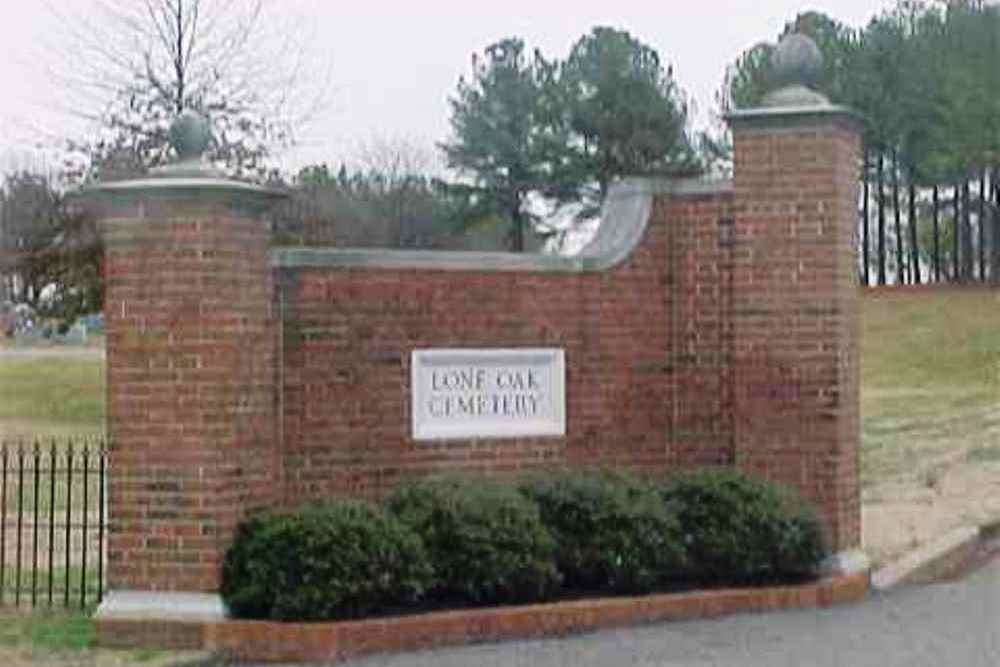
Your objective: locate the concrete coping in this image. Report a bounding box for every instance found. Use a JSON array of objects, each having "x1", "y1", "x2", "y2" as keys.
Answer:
[
  {"x1": 727, "y1": 103, "x2": 864, "y2": 130},
  {"x1": 271, "y1": 177, "x2": 732, "y2": 274},
  {"x1": 74, "y1": 175, "x2": 287, "y2": 201}
]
